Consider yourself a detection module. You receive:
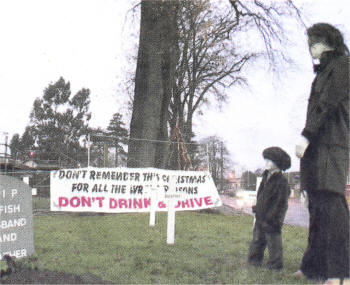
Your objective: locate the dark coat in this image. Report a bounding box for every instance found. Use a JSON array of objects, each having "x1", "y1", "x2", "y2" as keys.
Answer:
[
  {"x1": 301, "y1": 51, "x2": 350, "y2": 196},
  {"x1": 253, "y1": 170, "x2": 290, "y2": 233}
]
